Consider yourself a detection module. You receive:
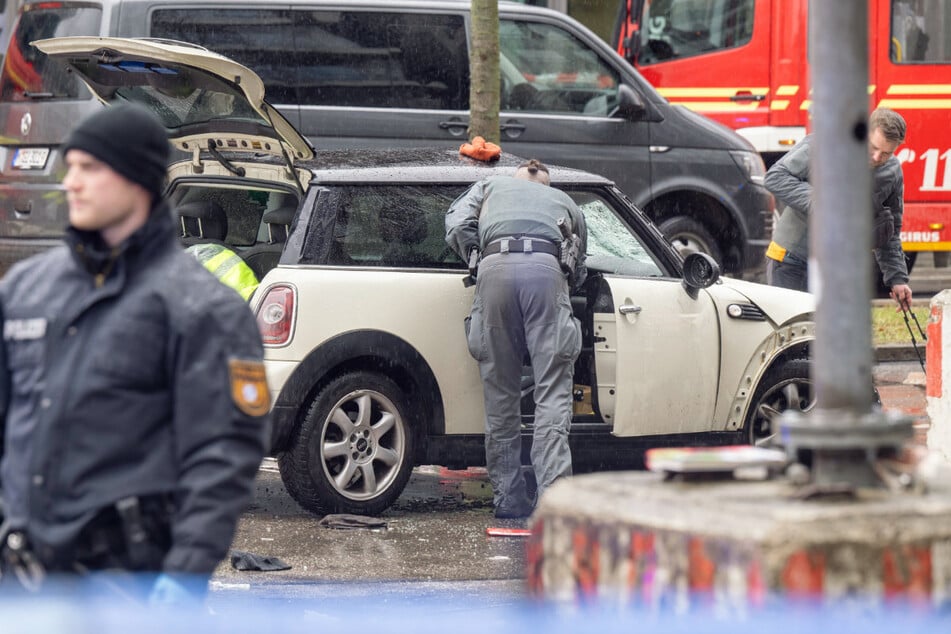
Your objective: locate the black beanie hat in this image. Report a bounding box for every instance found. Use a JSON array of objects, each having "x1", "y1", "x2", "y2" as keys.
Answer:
[{"x1": 63, "y1": 103, "x2": 170, "y2": 200}]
